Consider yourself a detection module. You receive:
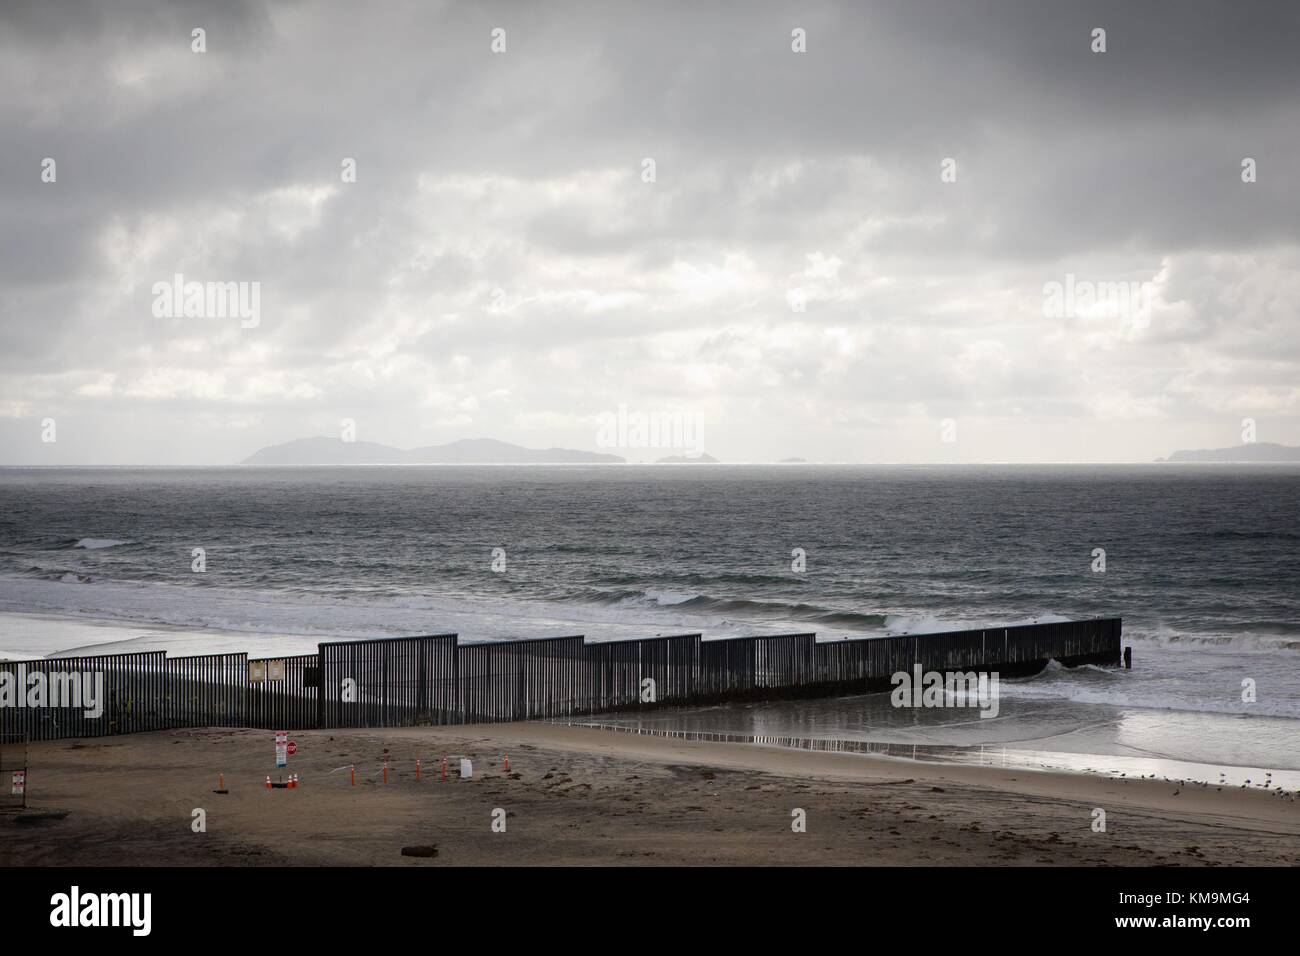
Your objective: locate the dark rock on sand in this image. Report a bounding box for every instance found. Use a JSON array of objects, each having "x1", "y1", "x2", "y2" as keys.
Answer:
[{"x1": 400, "y1": 845, "x2": 438, "y2": 858}]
